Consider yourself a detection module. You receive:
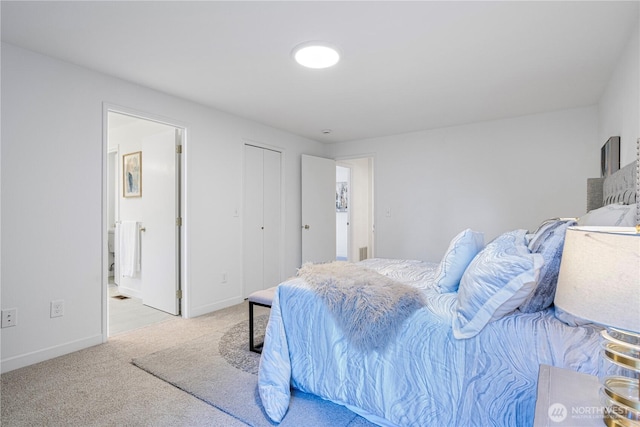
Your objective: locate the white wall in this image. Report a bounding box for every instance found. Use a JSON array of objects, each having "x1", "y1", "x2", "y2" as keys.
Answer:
[
  {"x1": 327, "y1": 19, "x2": 640, "y2": 264},
  {"x1": 2, "y1": 18, "x2": 638, "y2": 372},
  {"x1": 328, "y1": 107, "x2": 598, "y2": 263},
  {"x1": 598, "y1": 22, "x2": 639, "y2": 167},
  {"x1": 0, "y1": 43, "x2": 325, "y2": 372}
]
